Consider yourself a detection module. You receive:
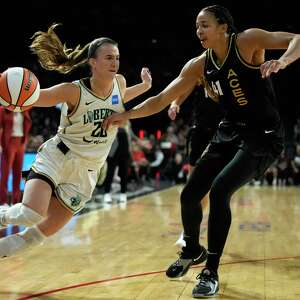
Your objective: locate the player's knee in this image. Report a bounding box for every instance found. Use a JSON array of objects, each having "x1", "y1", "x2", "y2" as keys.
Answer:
[
  {"x1": 4, "y1": 203, "x2": 44, "y2": 227},
  {"x1": 181, "y1": 183, "x2": 201, "y2": 205},
  {"x1": 210, "y1": 178, "x2": 232, "y2": 202}
]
